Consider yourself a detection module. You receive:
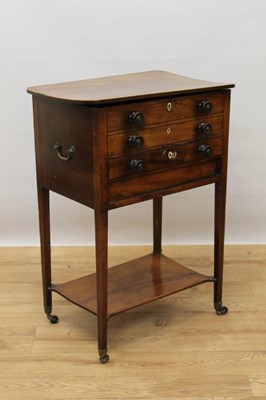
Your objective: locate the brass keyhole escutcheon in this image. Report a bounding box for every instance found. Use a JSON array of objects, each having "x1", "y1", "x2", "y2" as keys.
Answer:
[
  {"x1": 167, "y1": 102, "x2": 172, "y2": 111},
  {"x1": 166, "y1": 127, "x2": 171, "y2": 134},
  {"x1": 168, "y1": 150, "x2": 177, "y2": 160}
]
